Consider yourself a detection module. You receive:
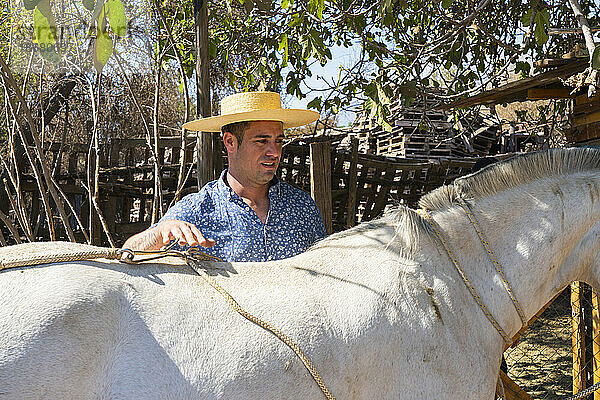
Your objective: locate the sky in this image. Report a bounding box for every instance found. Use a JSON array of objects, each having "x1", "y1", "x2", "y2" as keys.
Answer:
[{"x1": 283, "y1": 44, "x2": 362, "y2": 127}]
